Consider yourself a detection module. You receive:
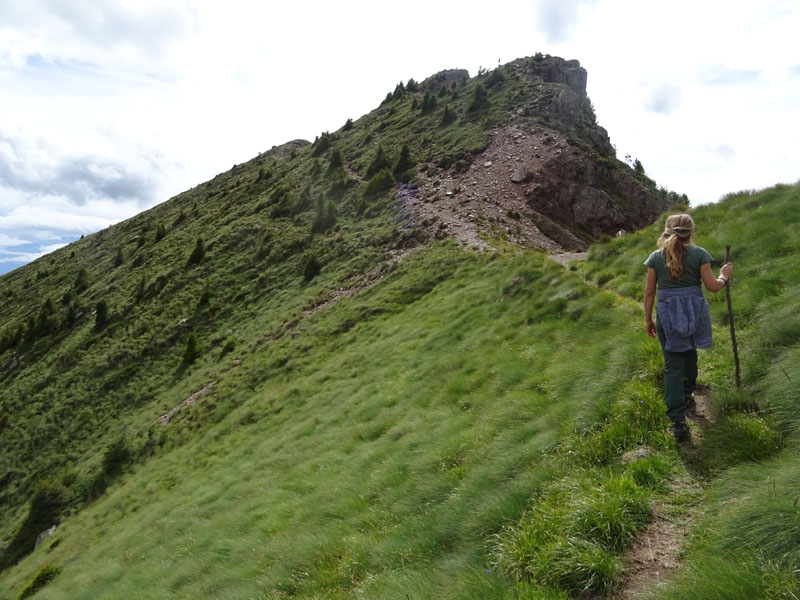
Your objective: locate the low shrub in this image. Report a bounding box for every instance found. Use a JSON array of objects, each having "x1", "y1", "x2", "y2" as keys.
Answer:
[{"x1": 17, "y1": 564, "x2": 61, "y2": 600}]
